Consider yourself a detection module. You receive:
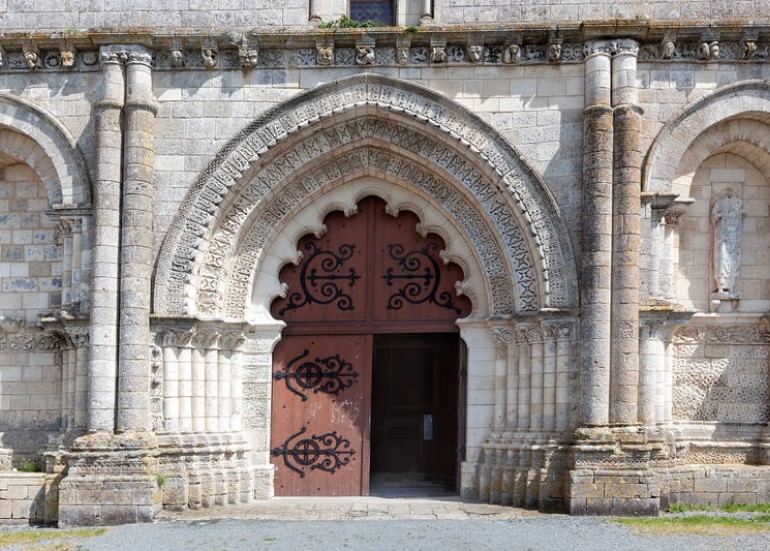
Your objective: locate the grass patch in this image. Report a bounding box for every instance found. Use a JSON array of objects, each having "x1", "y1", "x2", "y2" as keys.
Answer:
[
  {"x1": 668, "y1": 501, "x2": 770, "y2": 514},
  {"x1": 615, "y1": 514, "x2": 770, "y2": 536},
  {"x1": 319, "y1": 16, "x2": 376, "y2": 29},
  {"x1": 0, "y1": 527, "x2": 106, "y2": 549}
]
